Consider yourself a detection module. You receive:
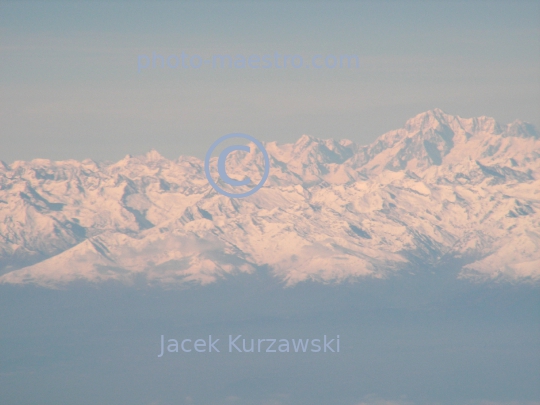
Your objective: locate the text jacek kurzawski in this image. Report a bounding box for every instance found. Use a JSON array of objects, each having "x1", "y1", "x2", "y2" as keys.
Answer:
[{"x1": 158, "y1": 334, "x2": 340, "y2": 357}]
